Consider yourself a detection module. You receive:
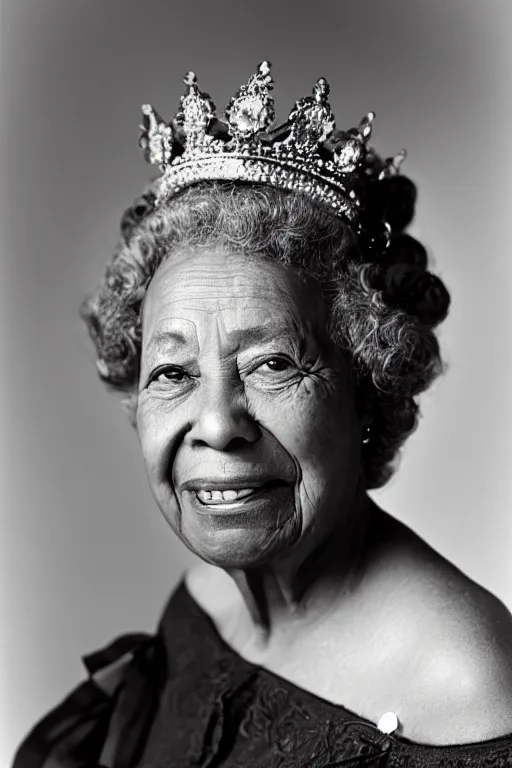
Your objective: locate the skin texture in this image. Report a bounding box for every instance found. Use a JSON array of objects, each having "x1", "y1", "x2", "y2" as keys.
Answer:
[
  {"x1": 137, "y1": 248, "x2": 369, "y2": 622},
  {"x1": 136, "y1": 246, "x2": 512, "y2": 746}
]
